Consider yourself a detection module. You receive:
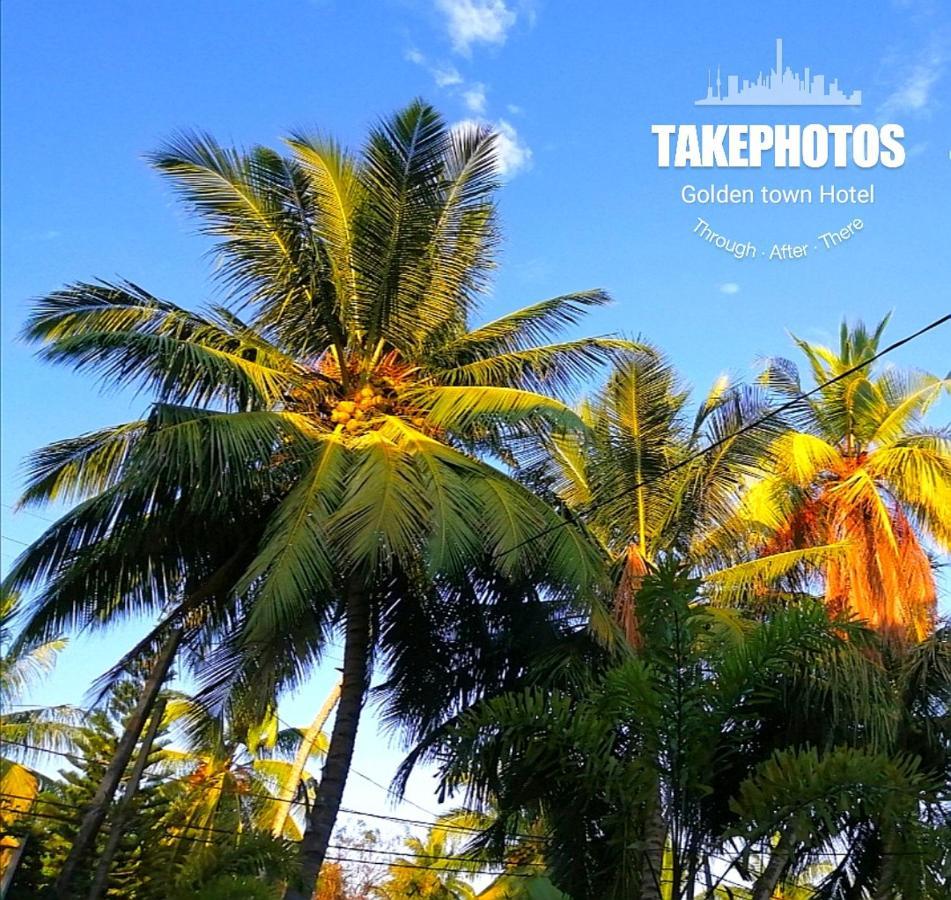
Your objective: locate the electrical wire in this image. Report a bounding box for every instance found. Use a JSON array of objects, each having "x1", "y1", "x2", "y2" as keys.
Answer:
[
  {"x1": 496, "y1": 311, "x2": 951, "y2": 557},
  {"x1": 0, "y1": 795, "x2": 540, "y2": 877}
]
